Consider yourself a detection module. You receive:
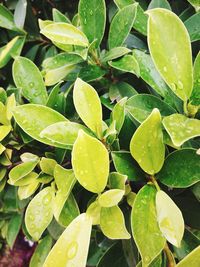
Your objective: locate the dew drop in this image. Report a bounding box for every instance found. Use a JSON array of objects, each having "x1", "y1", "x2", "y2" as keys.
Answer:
[
  {"x1": 89, "y1": 10, "x2": 93, "y2": 15},
  {"x1": 177, "y1": 80, "x2": 183, "y2": 89},
  {"x1": 163, "y1": 66, "x2": 167, "y2": 72},
  {"x1": 67, "y1": 241, "x2": 78, "y2": 259},
  {"x1": 43, "y1": 194, "x2": 52, "y2": 205},
  {"x1": 84, "y1": 18, "x2": 87, "y2": 25},
  {"x1": 29, "y1": 82, "x2": 34, "y2": 88}
]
